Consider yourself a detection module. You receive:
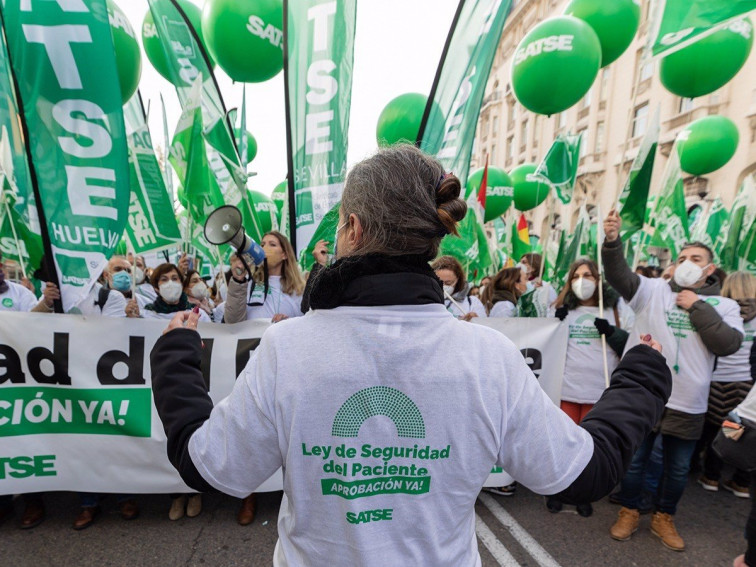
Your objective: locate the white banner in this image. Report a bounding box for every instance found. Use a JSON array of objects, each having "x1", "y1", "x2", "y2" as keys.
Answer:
[{"x1": 0, "y1": 313, "x2": 566, "y2": 495}]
